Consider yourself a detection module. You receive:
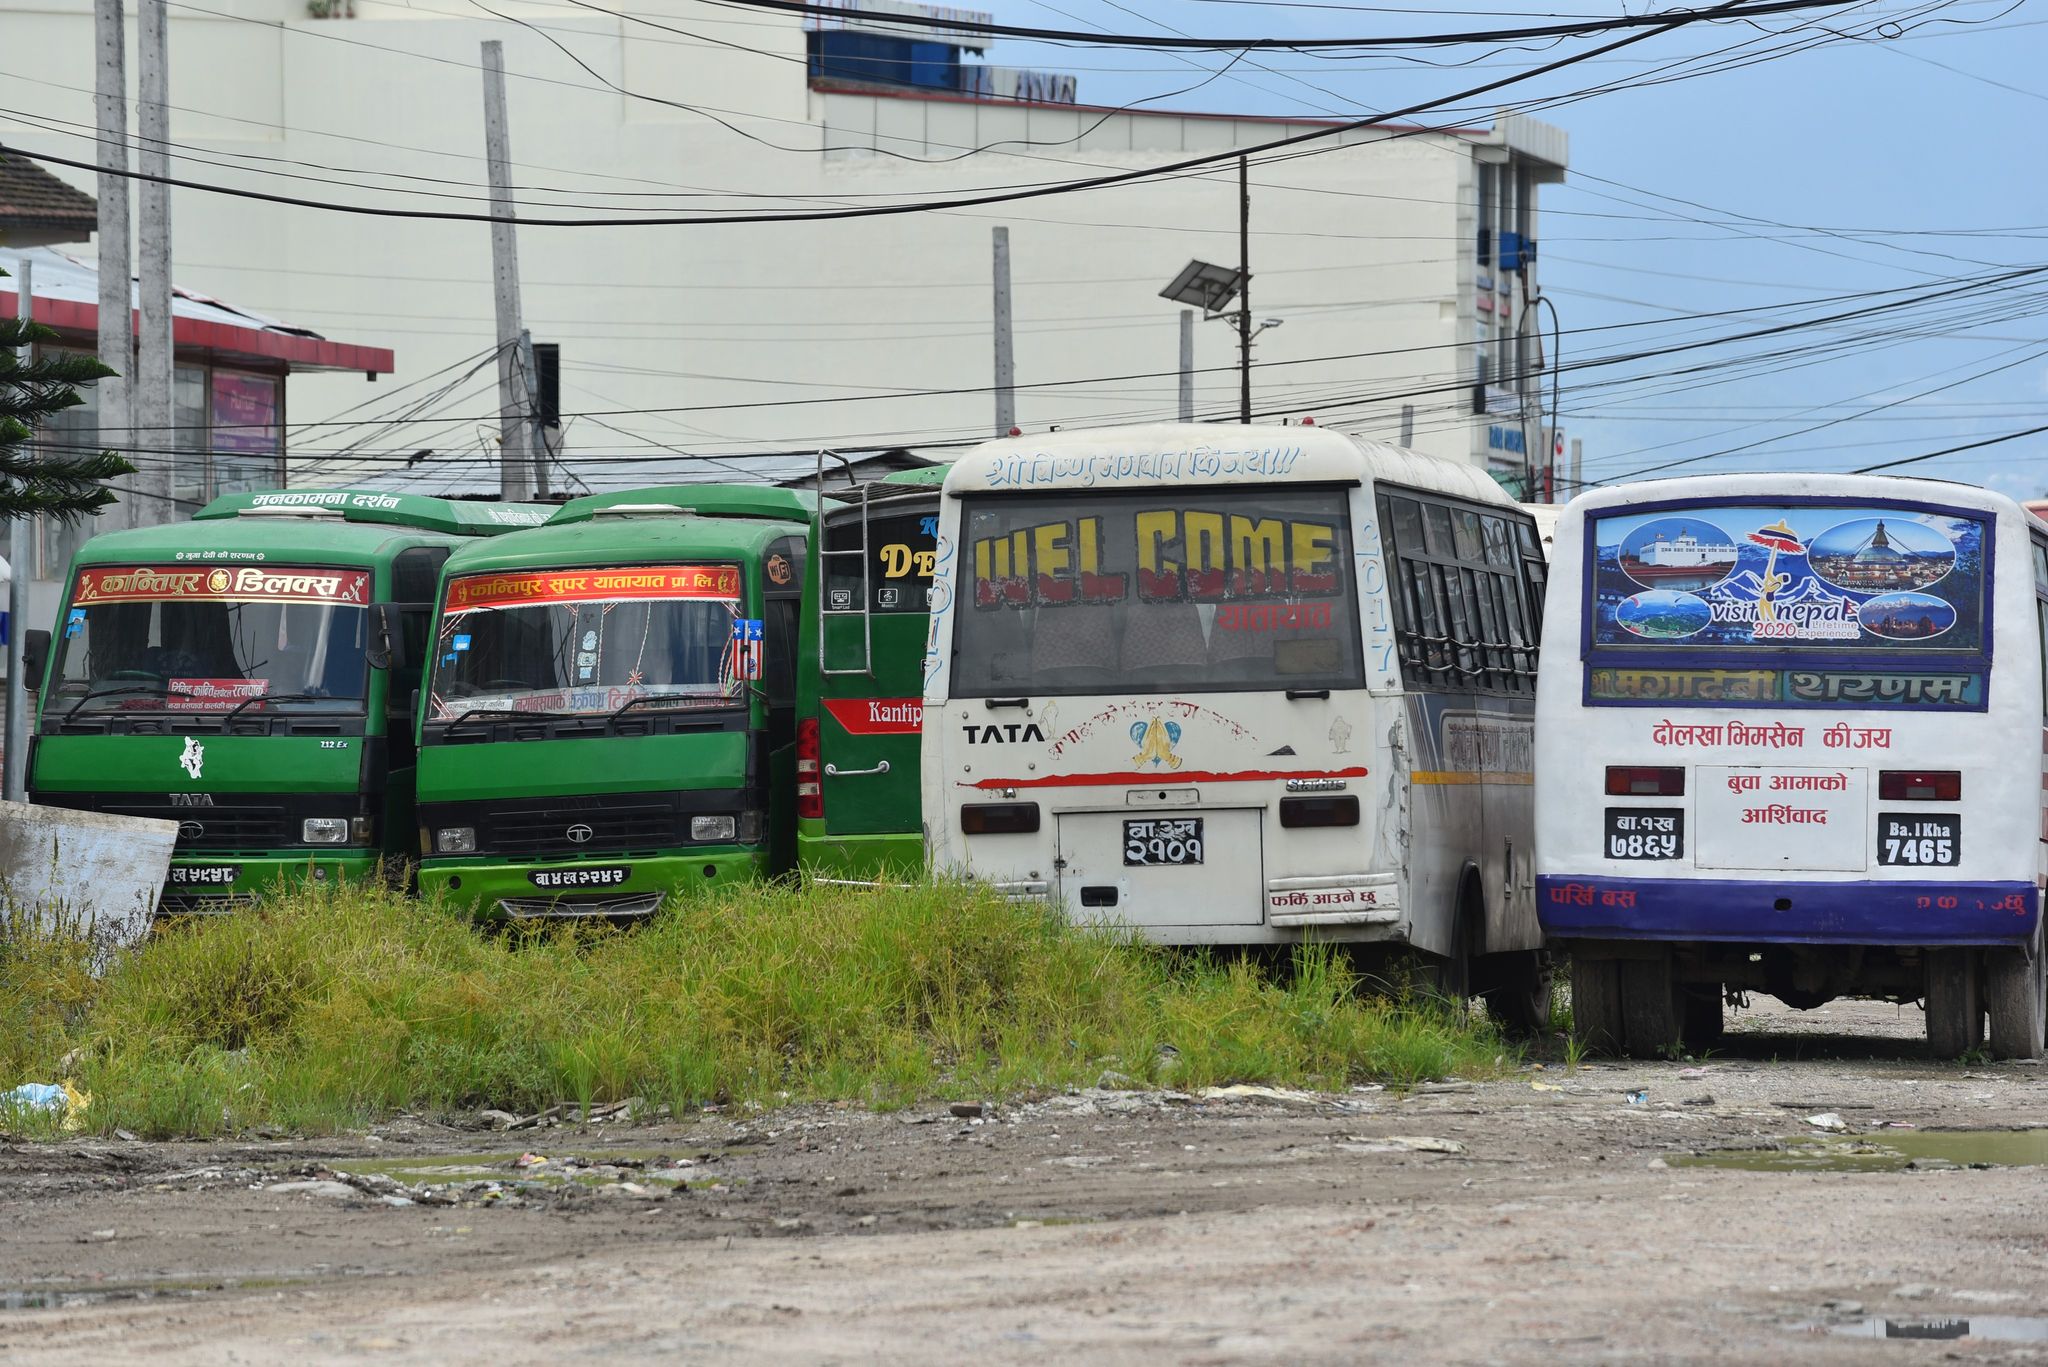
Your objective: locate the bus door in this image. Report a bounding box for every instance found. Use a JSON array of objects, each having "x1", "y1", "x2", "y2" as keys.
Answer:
[{"x1": 817, "y1": 495, "x2": 936, "y2": 839}]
